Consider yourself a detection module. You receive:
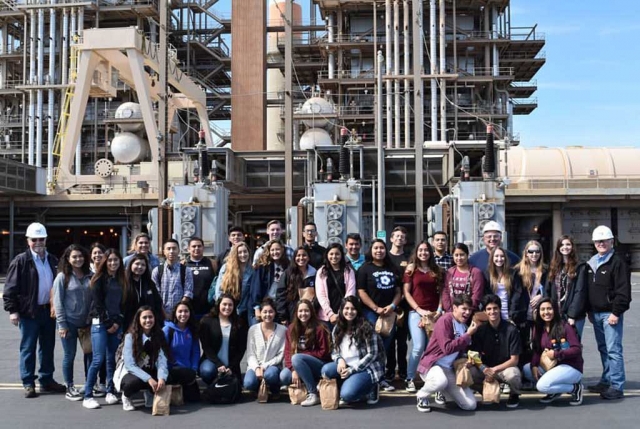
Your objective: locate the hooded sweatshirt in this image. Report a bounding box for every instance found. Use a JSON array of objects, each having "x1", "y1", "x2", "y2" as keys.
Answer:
[
  {"x1": 53, "y1": 272, "x2": 91, "y2": 330},
  {"x1": 163, "y1": 321, "x2": 200, "y2": 371}
]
